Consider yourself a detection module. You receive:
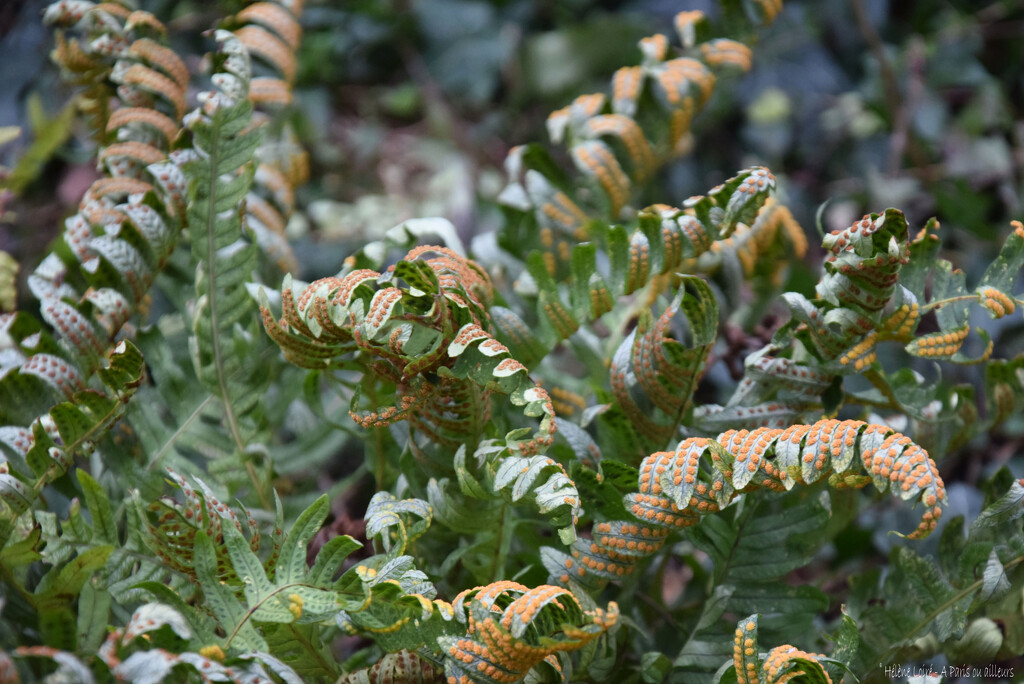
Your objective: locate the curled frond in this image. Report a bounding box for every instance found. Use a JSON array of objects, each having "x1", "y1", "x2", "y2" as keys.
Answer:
[
  {"x1": 609, "y1": 277, "x2": 717, "y2": 455},
  {"x1": 733, "y1": 615, "x2": 833, "y2": 684},
  {"x1": 439, "y1": 582, "x2": 618, "y2": 684},
  {"x1": 133, "y1": 469, "x2": 264, "y2": 583},
  {"x1": 263, "y1": 245, "x2": 581, "y2": 540},
  {"x1": 365, "y1": 491, "x2": 432, "y2": 558},
  {"x1": 338, "y1": 651, "x2": 444, "y2": 684}
]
